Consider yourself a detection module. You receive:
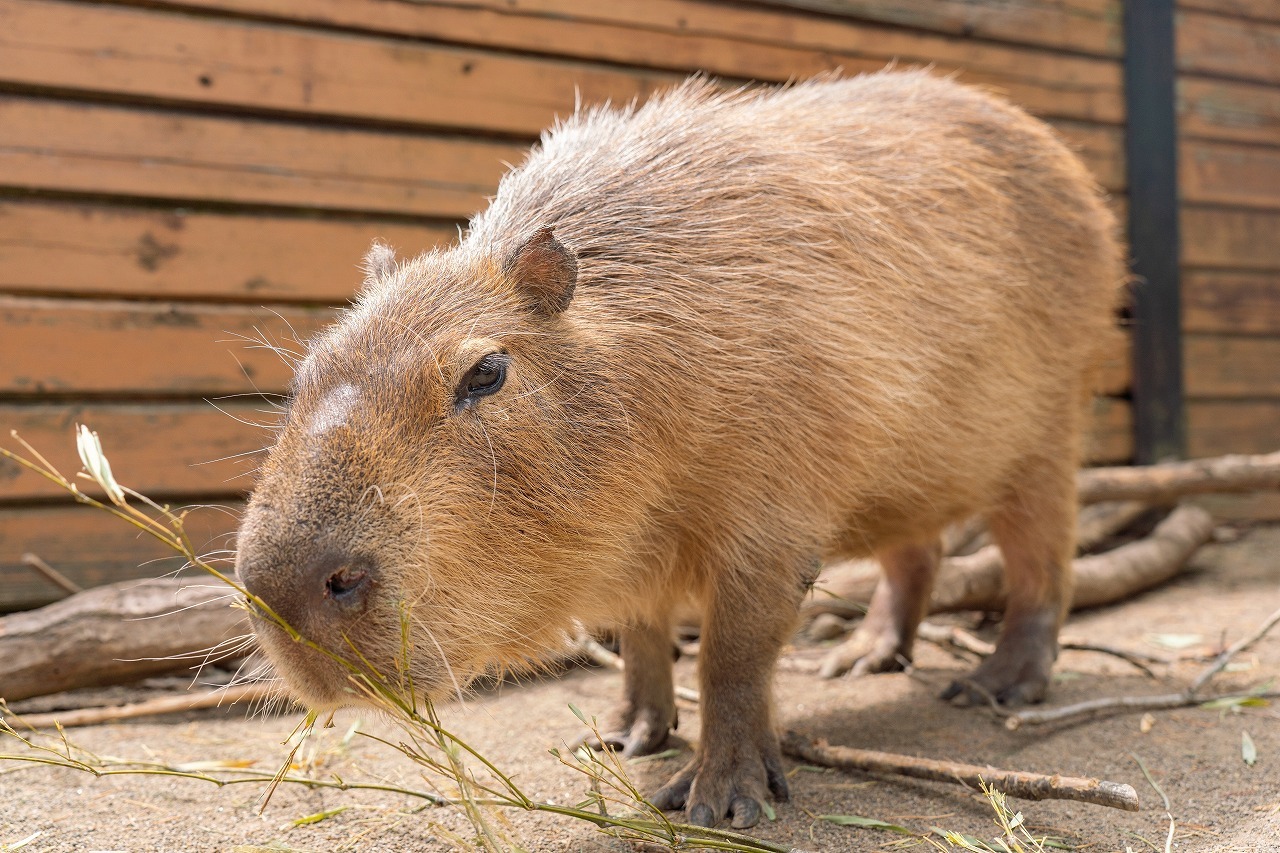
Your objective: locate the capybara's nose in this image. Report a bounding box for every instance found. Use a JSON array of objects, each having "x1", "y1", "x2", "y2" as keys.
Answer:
[{"x1": 239, "y1": 543, "x2": 377, "y2": 633}]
